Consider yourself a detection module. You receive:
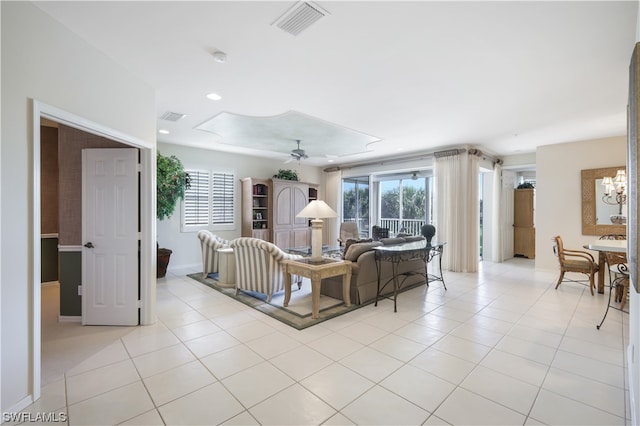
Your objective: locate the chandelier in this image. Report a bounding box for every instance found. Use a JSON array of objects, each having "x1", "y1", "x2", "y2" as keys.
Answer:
[{"x1": 602, "y1": 169, "x2": 627, "y2": 216}]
